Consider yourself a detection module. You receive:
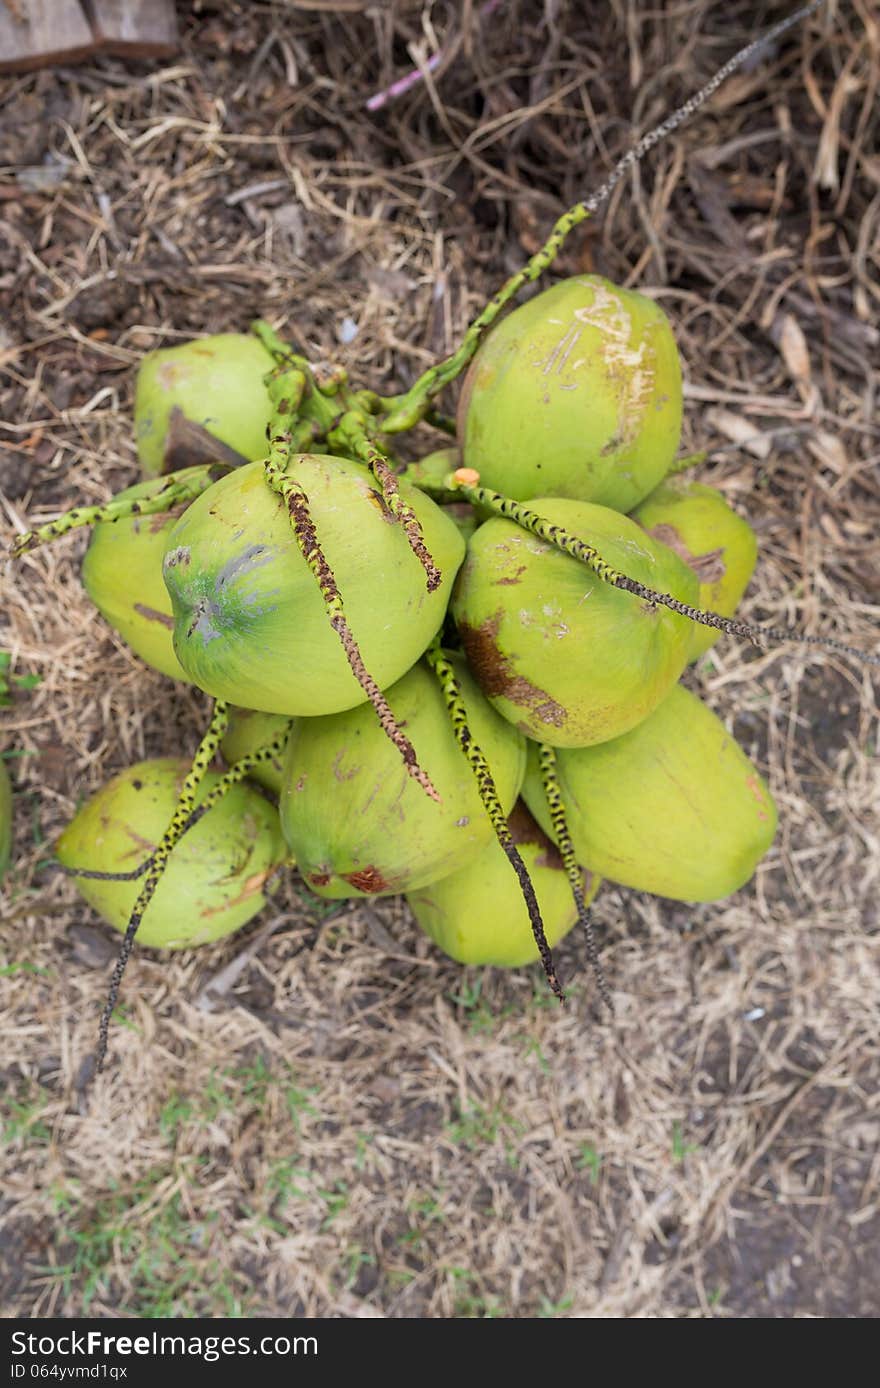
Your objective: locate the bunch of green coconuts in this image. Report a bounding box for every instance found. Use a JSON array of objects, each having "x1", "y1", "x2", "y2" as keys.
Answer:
[{"x1": 42, "y1": 273, "x2": 777, "y2": 980}]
